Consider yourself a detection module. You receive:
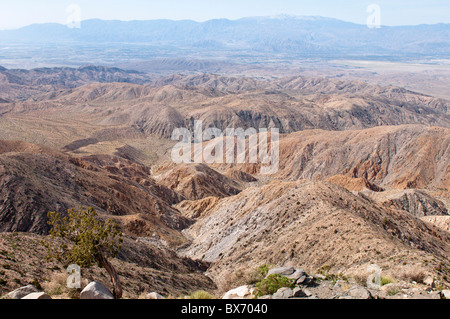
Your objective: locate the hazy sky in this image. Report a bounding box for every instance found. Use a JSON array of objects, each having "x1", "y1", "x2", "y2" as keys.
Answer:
[{"x1": 0, "y1": 0, "x2": 449, "y2": 30}]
